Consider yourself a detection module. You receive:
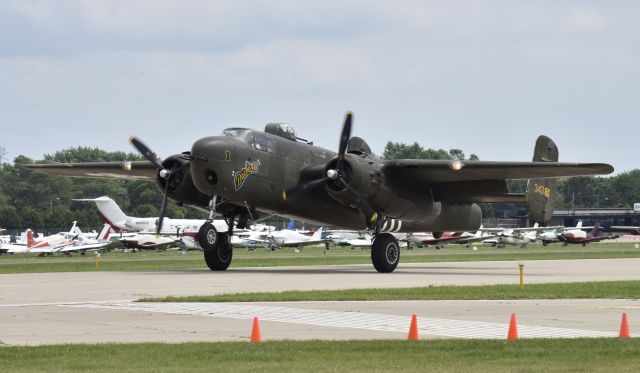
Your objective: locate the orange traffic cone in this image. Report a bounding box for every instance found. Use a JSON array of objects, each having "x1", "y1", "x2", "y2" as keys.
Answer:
[
  {"x1": 619, "y1": 313, "x2": 630, "y2": 339},
  {"x1": 250, "y1": 316, "x2": 262, "y2": 343},
  {"x1": 507, "y1": 313, "x2": 519, "y2": 340},
  {"x1": 407, "y1": 314, "x2": 419, "y2": 341}
]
